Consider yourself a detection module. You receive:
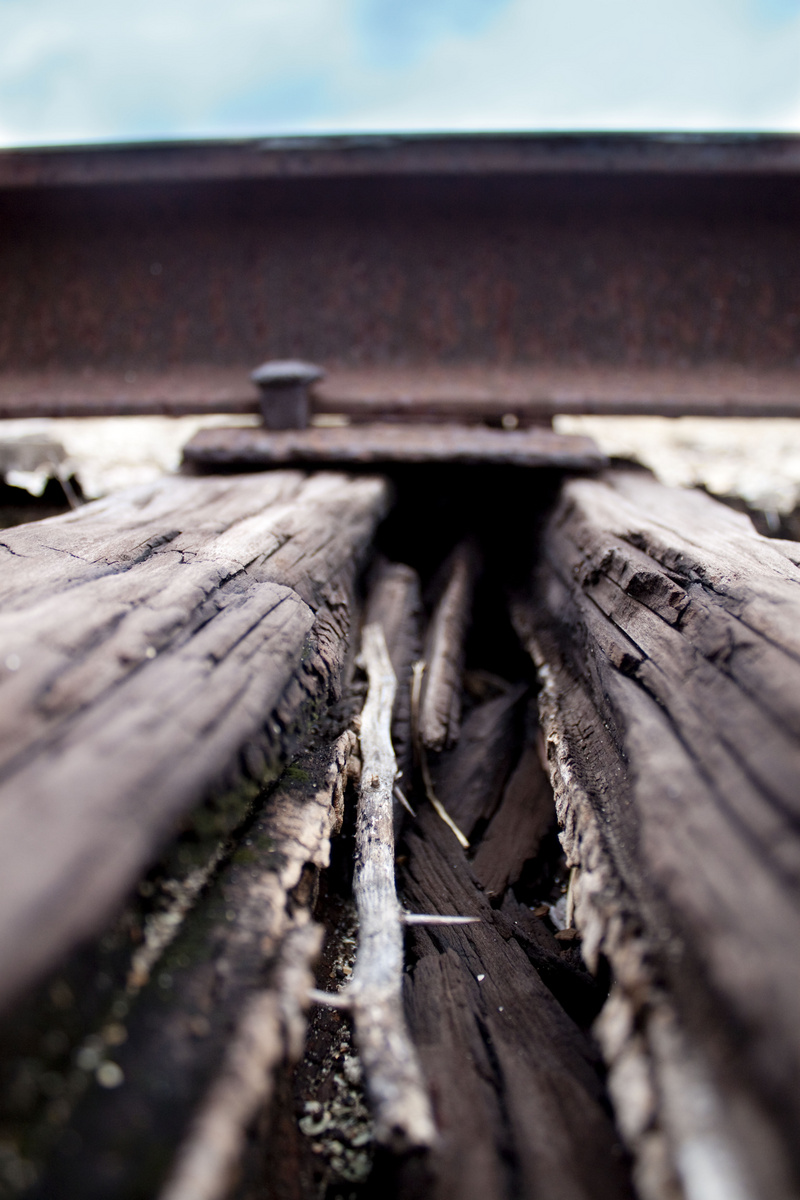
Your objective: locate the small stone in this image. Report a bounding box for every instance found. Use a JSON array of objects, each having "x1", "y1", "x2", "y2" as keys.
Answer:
[
  {"x1": 76, "y1": 1046, "x2": 102, "y2": 1072},
  {"x1": 96, "y1": 1062, "x2": 124, "y2": 1089},
  {"x1": 299, "y1": 1112, "x2": 332, "y2": 1137},
  {"x1": 343, "y1": 1055, "x2": 361, "y2": 1084},
  {"x1": 555, "y1": 928, "x2": 580, "y2": 942},
  {"x1": 101, "y1": 1023, "x2": 128, "y2": 1047}
]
